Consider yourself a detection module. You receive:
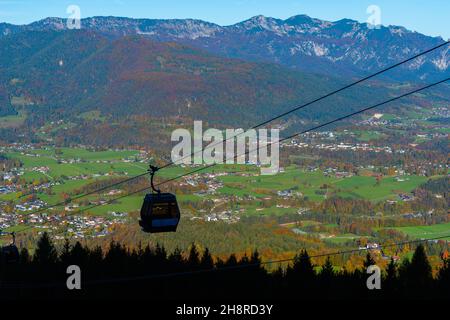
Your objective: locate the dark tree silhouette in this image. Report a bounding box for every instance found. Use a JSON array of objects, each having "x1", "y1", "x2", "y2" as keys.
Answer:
[
  {"x1": 320, "y1": 256, "x2": 335, "y2": 280},
  {"x1": 363, "y1": 252, "x2": 376, "y2": 268},
  {"x1": 437, "y1": 257, "x2": 450, "y2": 295},
  {"x1": 200, "y1": 248, "x2": 214, "y2": 270},
  {"x1": 33, "y1": 232, "x2": 58, "y2": 265},
  {"x1": 187, "y1": 243, "x2": 200, "y2": 270},
  {"x1": 0, "y1": 234, "x2": 449, "y2": 301},
  {"x1": 406, "y1": 244, "x2": 433, "y2": 296}
]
